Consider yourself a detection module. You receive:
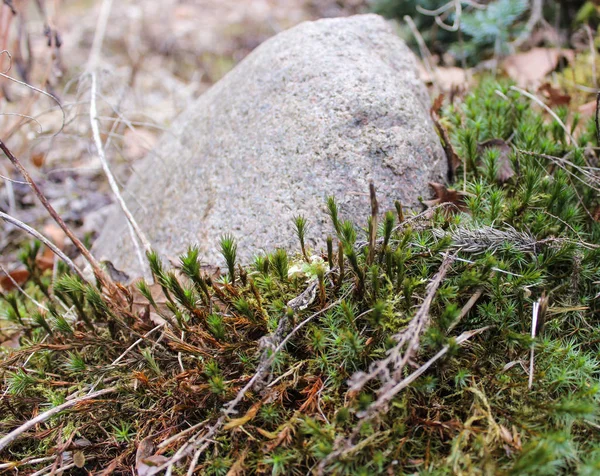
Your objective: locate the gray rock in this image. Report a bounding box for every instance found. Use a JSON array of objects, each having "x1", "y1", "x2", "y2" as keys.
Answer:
[{"x1": 93, "y1": 14, "x2": 446, "y2": 277}]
